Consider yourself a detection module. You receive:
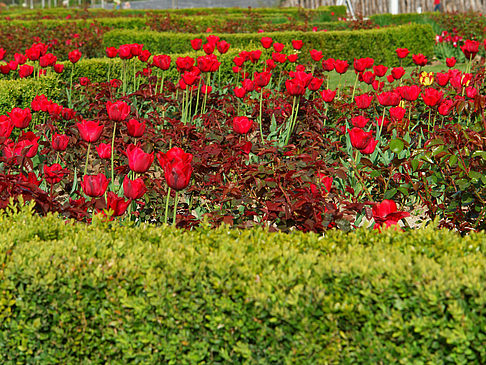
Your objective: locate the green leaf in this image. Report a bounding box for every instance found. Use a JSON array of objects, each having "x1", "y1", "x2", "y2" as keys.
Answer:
[{"x1": 389, "y1": 138, "x2": 404, "y2": 154}]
